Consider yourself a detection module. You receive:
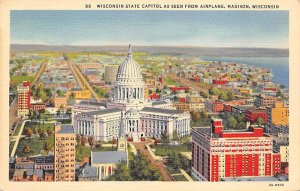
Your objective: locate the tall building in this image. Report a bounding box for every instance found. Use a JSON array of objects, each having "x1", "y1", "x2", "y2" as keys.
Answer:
[
  {"x1": 104, "y1": 65, "x2": 119, "y2": 84},
  {"x1": 267, "y1": 102, "x2": 289, "y2": 126},
  {"x1": 73, "y1": 45, "x2": 190, "y2": 142},
  {"x1": 191, "y1": 118, "x2": 281, "y2": 182},
  {"x1": 54, "y1": 123, "x2": 76, "y2": 181},
  {"x1": 17, "y1": 81, "x2": 30, "y2": 117}
]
